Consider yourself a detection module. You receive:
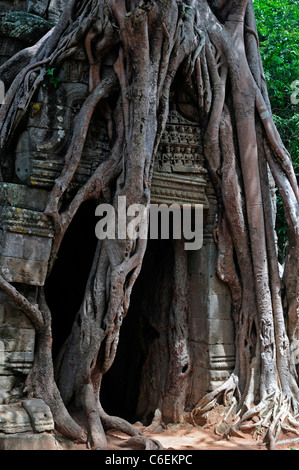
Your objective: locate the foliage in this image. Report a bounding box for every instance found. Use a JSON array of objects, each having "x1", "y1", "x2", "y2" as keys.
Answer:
[
  {"x1": 253, "y1": 0, "x2": 299, "y2": 256},
  {"x1": 44, "y1": 68, "x2": 61, "y2": 88}
]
